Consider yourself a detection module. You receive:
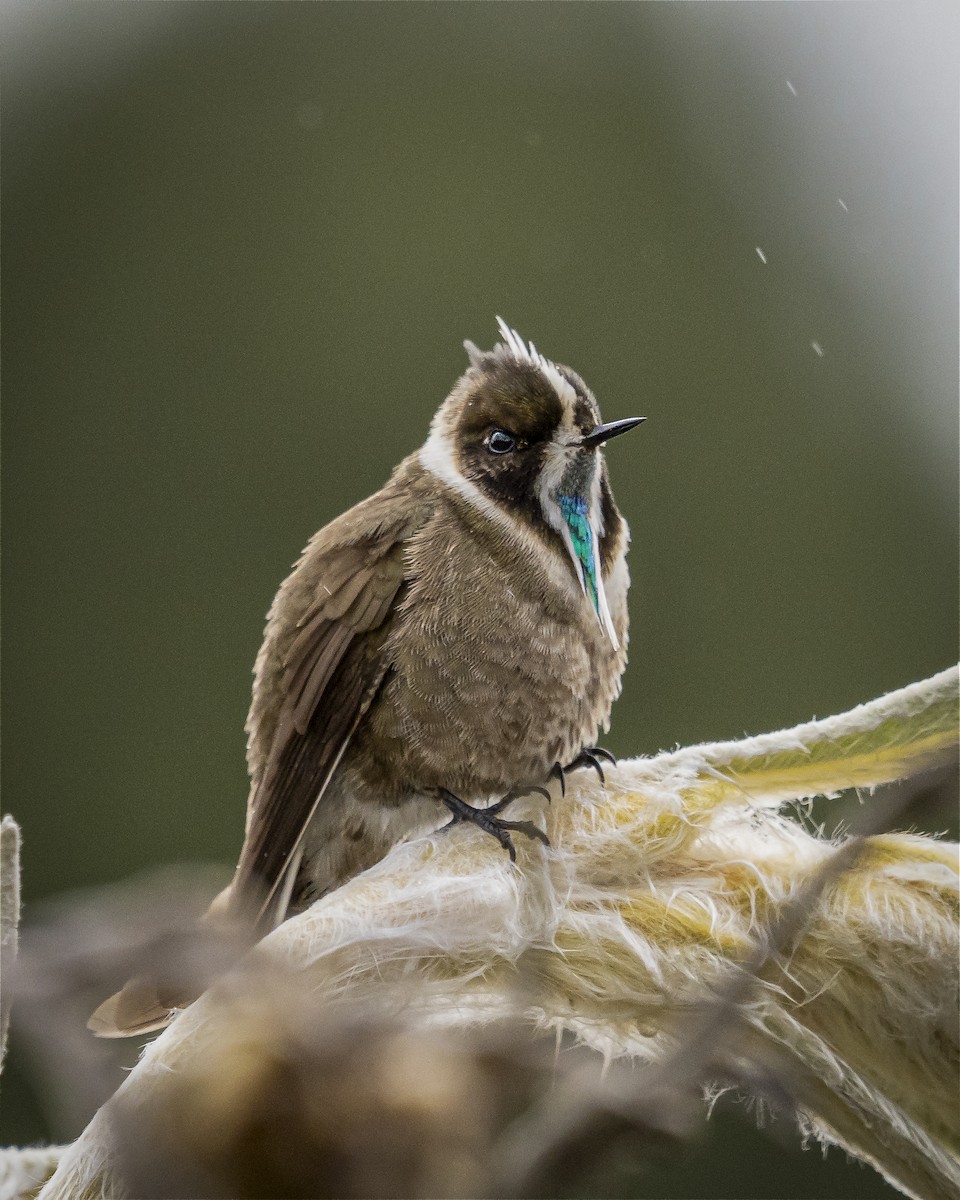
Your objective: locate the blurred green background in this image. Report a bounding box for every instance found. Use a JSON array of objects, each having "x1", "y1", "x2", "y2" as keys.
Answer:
[{"x1": 3, "y1": 2, "x2": 957, "y2": 1194}]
